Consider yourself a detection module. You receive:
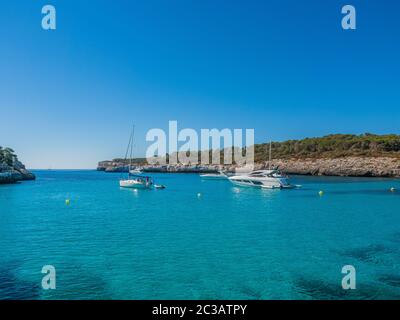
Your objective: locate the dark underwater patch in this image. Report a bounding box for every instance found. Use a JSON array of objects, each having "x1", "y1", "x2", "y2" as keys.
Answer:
[
  {"x1": 238, "y1": 285, "x2": 263, "y2": 299},
  {"x1": 0, "y1": 260, "x2": 111, "y2": 300},
  {"x1": 0, "y1": 262, "x2": 41, "y2": 300},
  {"x1": 295, "y1": 277, "x2": 353, "y2": 299},
  {"x1": 377, "y1": 274, "x2": 400, "y2": 288},
  {"x1": 335, "y1": 244, "x2": 393, "y2": 264},
  {"x1": 40, "y1": 263, "x2": 112, "y2": 300},
  {"x1": 294, "y1": 277, "x2": 400, "y2": 300}
]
